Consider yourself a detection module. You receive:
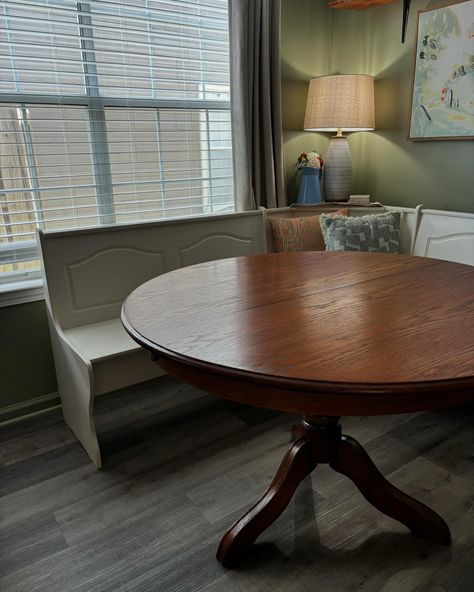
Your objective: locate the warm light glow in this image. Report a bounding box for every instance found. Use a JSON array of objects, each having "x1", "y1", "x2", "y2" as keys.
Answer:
[{"x1": 304, "y1": 74, "x2": 375, "y2": 132}]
